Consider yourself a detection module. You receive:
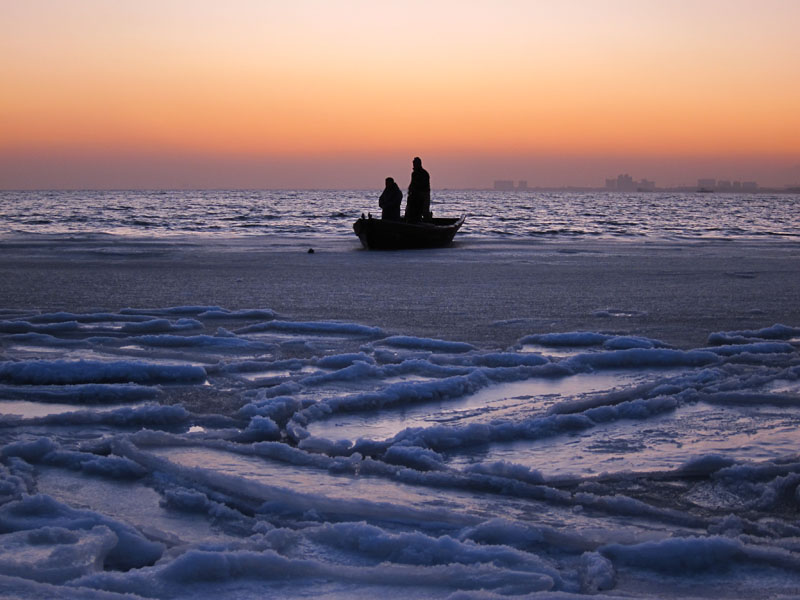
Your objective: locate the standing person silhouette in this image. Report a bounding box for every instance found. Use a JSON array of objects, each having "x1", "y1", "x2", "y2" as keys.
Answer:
[
  {"x1": 404, "y1": 156, "x2": 431, "y2": 222},
  {"x1": 378, "y1": 177, "x2": 402, "y2": 220}
]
